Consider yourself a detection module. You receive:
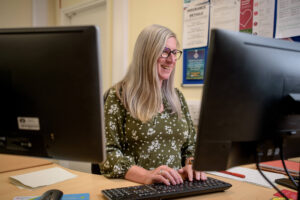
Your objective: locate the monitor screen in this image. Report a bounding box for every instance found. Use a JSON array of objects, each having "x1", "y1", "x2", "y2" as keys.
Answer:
[
  {"x1": 0, "y1": 26, "x2": 106, "y2": 163},
  {"x1": 194, "y1": 29, "x2": 300, "y2": 171}
]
